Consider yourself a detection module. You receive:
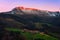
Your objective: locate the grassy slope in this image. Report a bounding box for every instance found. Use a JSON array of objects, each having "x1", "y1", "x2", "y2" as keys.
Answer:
[{"x1": 5, "y1": 28, "x2": 59, "y2": 40}]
